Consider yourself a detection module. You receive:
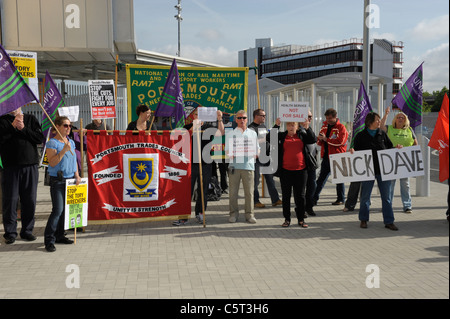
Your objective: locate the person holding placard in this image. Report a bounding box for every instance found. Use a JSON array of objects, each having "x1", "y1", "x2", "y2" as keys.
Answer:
[
  {"x1": 44, "y1": 116, "x2": 81, "y2": 252},
  {"x1": 381, "y1": 107, "x2": 418, "y2": 214},
  {"x1": 248, "y1": 109, "x2": 282, "y2": 209},
  {"x1": 126, "y1": 104, "x2": 157, "y2": 132},
  {"x1": 313, "y1": 108, "x2": 348, "y2": 207},
  {"x1": 226, "y1": 110, "x2": 259, "y2": 224},
  {"x1": 271, "y1": 118, "x2": 316, "y2": 227},
  {"x1": 351, "y1": 112, "x2": 399, "y2": 231}
]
